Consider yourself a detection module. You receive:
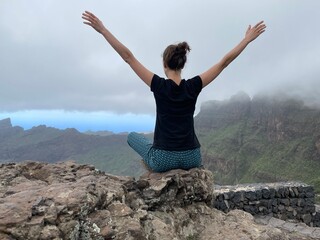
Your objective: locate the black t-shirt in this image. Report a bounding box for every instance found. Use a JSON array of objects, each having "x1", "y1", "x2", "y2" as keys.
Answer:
[{"x1": 151, "y1": 74, "x2": 202, "y2": 150}]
